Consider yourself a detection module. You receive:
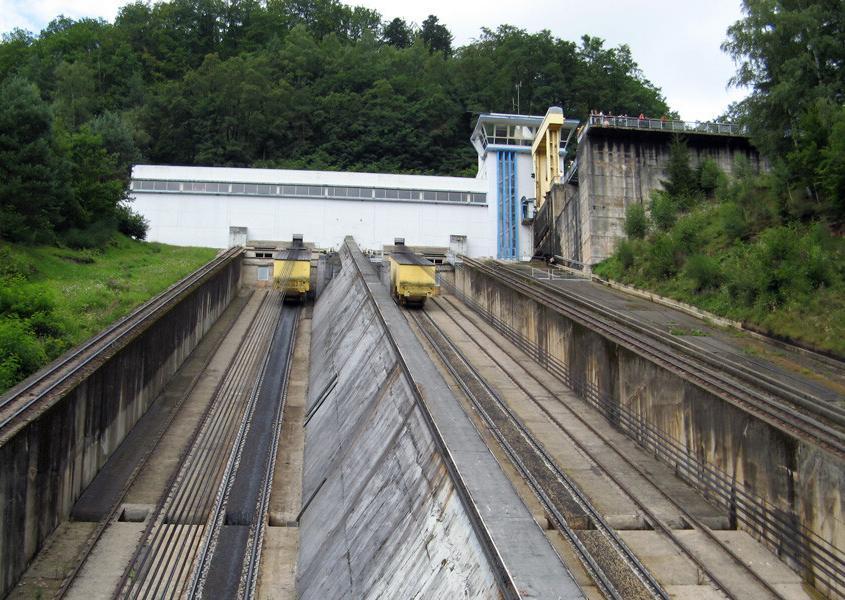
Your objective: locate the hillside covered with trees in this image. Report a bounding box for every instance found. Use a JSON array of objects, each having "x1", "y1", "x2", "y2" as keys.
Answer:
[{"x1": 0, "y1": 0, "x2": 670, "y2": 246}]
